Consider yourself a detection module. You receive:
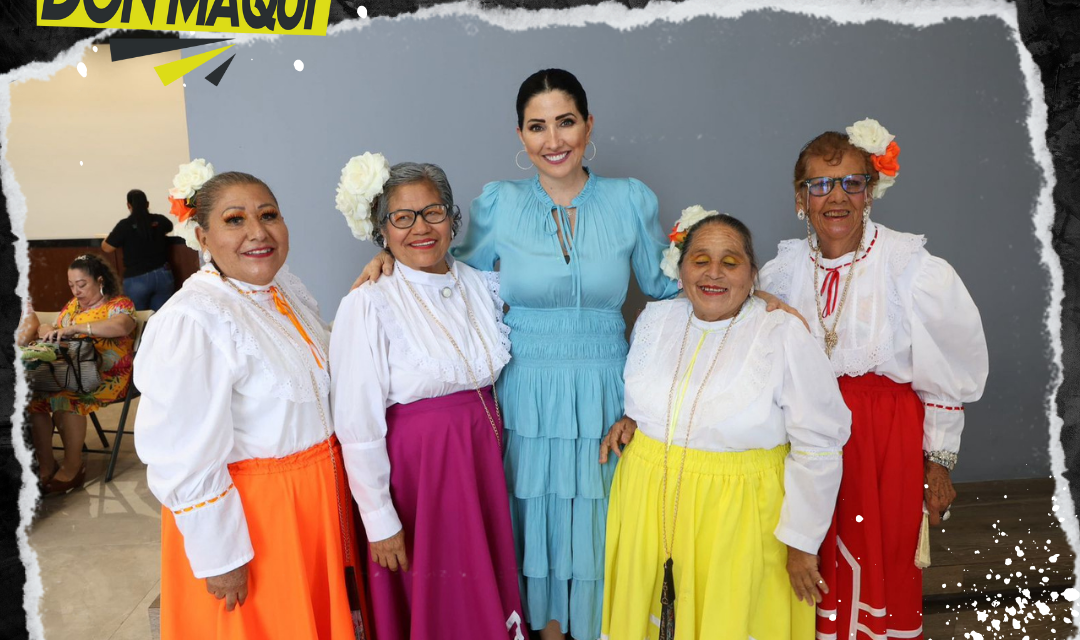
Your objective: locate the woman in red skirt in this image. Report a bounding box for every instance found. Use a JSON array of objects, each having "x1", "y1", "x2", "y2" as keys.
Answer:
[
  {"x1": 758, "y1": 119, "x2": 989, "y2": 640},
  {"x1": 329, "y1": 157, "x2": 524, "y2": 640}
]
